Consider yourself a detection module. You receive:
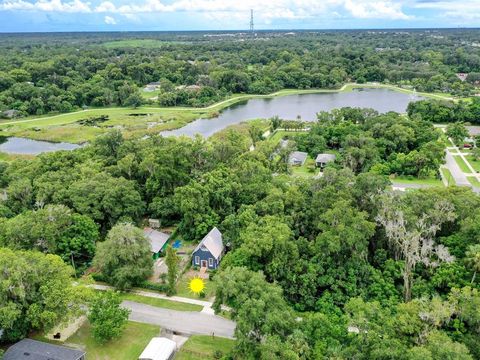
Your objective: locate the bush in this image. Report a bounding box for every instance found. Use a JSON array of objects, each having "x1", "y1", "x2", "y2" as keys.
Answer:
[{"x1": 139, "y1": 281, "x2": 170, "y2": 293}]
